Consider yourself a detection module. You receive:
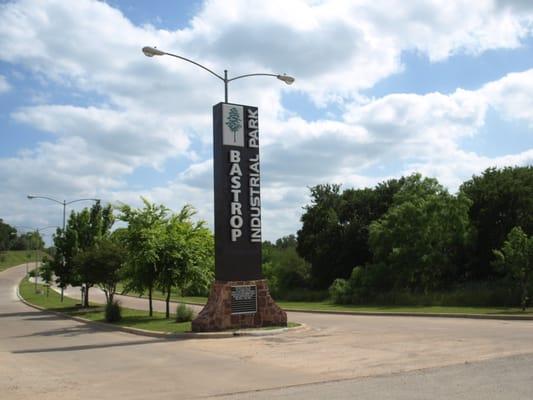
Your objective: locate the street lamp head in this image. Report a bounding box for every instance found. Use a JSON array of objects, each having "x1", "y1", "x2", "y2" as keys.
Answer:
[
  {"x1": 277, "y1": 74, "x2": 295, "y2": 85},
  {"x1": 27, "y1": 195, "x2": 35, "y2": 199},
  {"x1": 142, "y1": 46, "x2": 165, "y2": 57}
]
